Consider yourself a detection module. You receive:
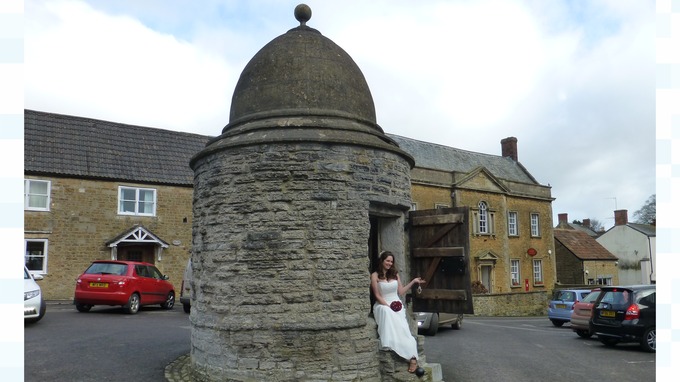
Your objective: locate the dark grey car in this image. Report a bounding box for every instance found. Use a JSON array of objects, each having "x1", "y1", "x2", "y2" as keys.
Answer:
[{"x1": 591, "y1": 285, "x2": 656, "y2": 352}]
